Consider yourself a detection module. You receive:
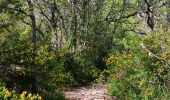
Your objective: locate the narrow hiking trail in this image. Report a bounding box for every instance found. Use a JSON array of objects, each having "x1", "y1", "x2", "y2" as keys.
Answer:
[{"x1": 64, "y1": 84, "x2": 116, "y2": 100}]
